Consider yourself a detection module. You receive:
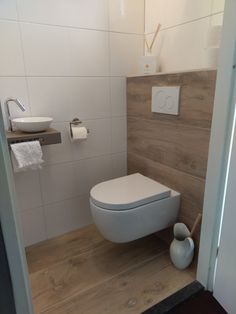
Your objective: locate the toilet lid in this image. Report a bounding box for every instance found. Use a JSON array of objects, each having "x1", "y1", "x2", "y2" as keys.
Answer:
[{"x1": 90, "y1": 173, "x2": 171, "y2": 210}]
